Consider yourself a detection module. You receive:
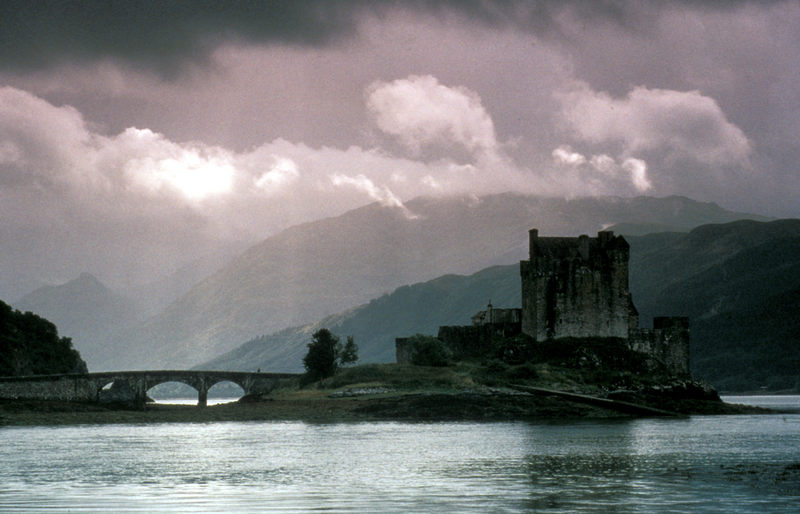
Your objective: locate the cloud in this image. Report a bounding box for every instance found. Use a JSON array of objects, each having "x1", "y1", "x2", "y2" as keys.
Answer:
[
  {"x1": 118, "y1": 128, "x2": 236, "y2": 200},
  {"x1": 552, "y1": 145, "x2": 587, "y2": 166},
  {"x1": 551, "y1": 143, "x2": 652, "y2": 193},
  {"x1": 252, "y1": 156, "x2": 300, "y2": 193},
  {"x1": 0, "y1": 88, "x2": 240, "y2": 202},
  {"x1": 330, "y1": 173, "x2": 407, "y2": 211},
  {"x1": 589, "y1": 154, "x2": 616, "y2": 175},
  {"x1": 366, "y1": 75, "x2": 498, "y2": 158},
  {"x1": 557, "y1": 83, "x2": 751, "y2": 167},
  {"x1": 622, "y1": 158, "x2": 652, "y2": 192},
  {"x1": 0, "y1": 86, "x2": 97, "y2": 188},
  {"x1": 0, "y1": 85, "x2": 522, "y2": 289},
  {"x1": 0, "y1": 1, "x2": 360, "y2": 72},
  {"x1": 0, "y1": 1, "x2": 676, "y2": 73}
]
